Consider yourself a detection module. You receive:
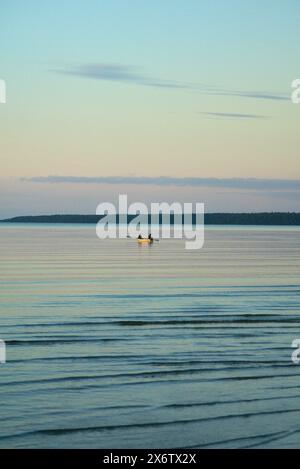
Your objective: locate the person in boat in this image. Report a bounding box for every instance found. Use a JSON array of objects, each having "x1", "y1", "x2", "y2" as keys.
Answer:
[{"x1": 137, "y1": 233, "x2": 153, "y2": 241}]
